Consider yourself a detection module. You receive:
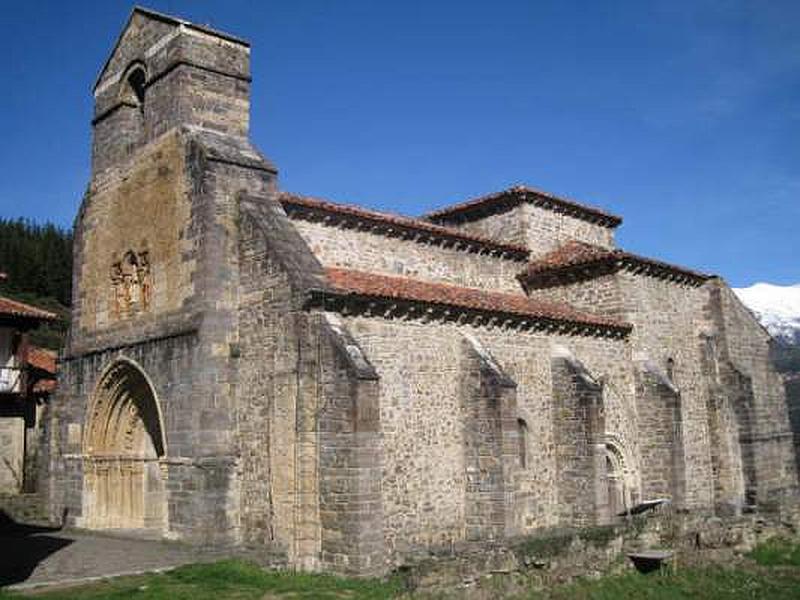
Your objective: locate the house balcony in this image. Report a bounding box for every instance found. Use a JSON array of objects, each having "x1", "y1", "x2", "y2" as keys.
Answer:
[{"x1": 0, "y1": 365, "x2": 23, "y2": 394}]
